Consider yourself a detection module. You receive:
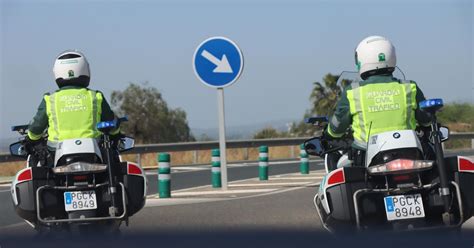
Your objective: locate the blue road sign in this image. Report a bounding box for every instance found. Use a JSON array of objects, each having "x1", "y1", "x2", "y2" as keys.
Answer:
[{"x1": 193, "y1": 37, "x2": 244, "y2": 88}]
